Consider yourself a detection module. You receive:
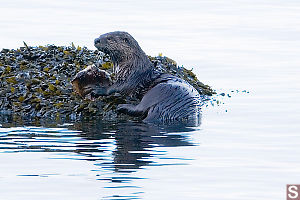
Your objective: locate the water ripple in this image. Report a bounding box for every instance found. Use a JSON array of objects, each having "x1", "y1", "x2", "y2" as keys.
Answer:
[{"x1": 0, "y1": 119, "x2": 197, "y2": 199}]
